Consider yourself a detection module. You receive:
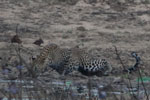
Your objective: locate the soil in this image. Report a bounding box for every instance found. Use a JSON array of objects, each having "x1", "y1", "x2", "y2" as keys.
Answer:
[{"x1": 0, "y1": 0, "x2": 150, "y2": 95}]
